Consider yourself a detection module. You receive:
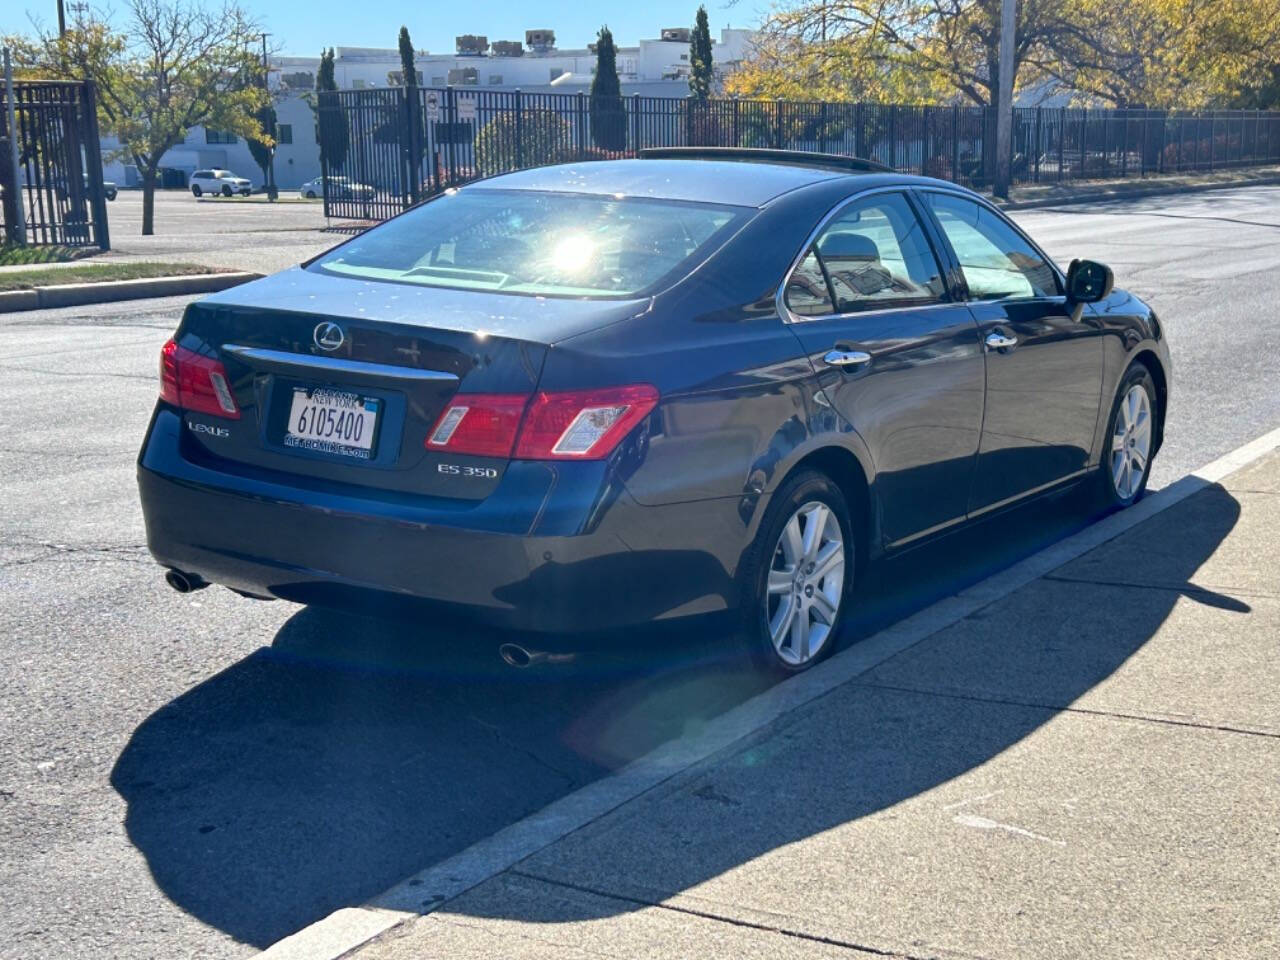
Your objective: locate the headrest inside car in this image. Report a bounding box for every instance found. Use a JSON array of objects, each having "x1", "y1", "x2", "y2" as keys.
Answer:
[{"x1": 819, "y1": 233, "x2": 880, "y2": 262}]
